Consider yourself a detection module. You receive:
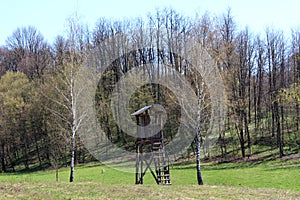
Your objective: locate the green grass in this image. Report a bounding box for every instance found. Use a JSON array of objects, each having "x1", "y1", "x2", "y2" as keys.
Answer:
[
  {"x1": 1, "y1": 159, "x2": 300, "y2": 188},
  {"x1": 0, "y1": 155, "x2": 300, "y2": 199},
  {"x1": 1, "y1": 158, "x2": 300, "y2": 190}
]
